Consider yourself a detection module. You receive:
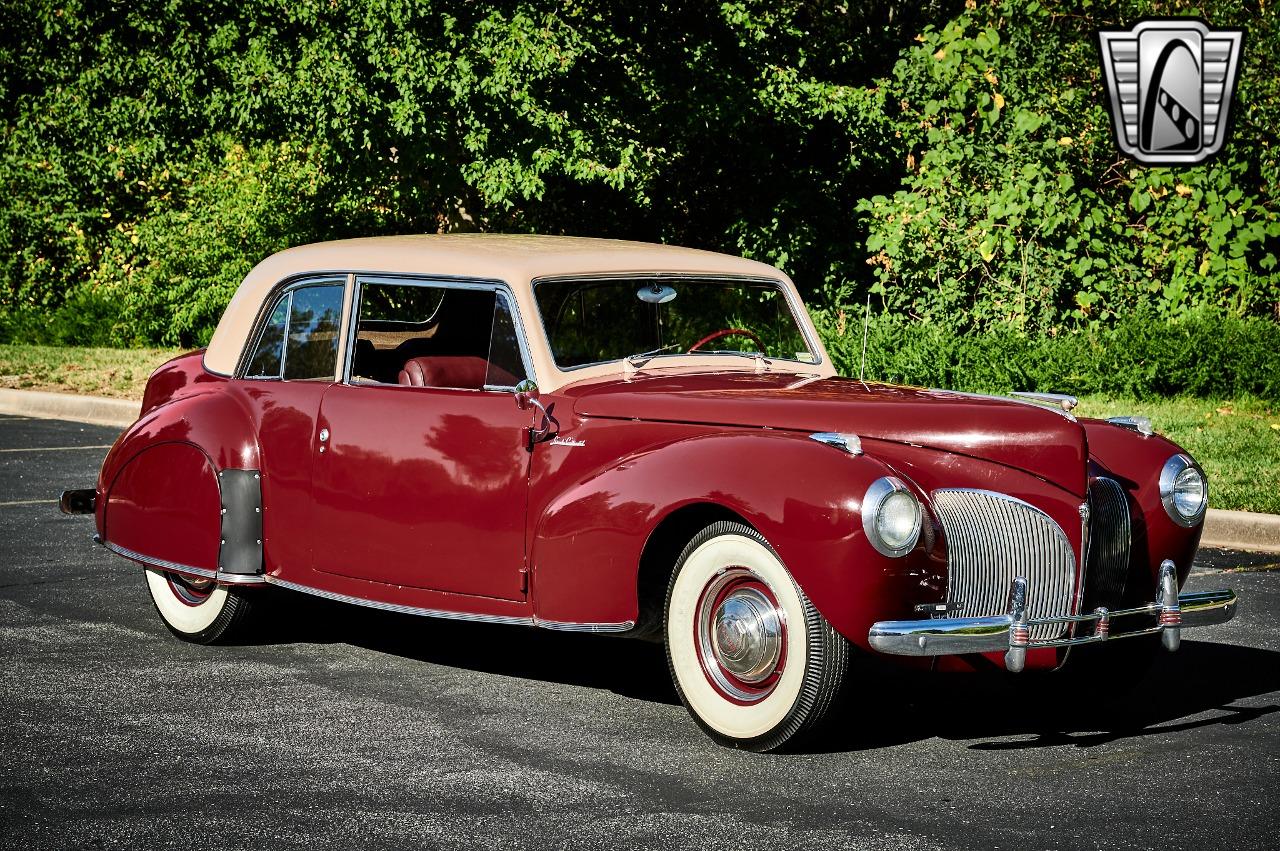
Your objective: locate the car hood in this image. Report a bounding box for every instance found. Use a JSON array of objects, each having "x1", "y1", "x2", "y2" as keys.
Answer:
[{"x1": 565, "y1": 371, "x2": 1087, "y2": 495}]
